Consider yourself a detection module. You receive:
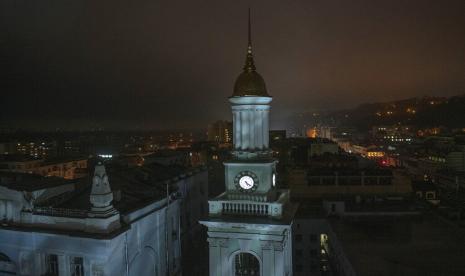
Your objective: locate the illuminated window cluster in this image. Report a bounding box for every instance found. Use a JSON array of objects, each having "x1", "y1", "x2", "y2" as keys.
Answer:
[
  {"x1": 428, "y1": 156, "x2": 445, "y2": 163},
  {"x1": 367, "y1": 151, "x2": 385, "y2": 158},
  {"x1": 383, "y1": 136, "x2": 412, "y2": 142}
]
